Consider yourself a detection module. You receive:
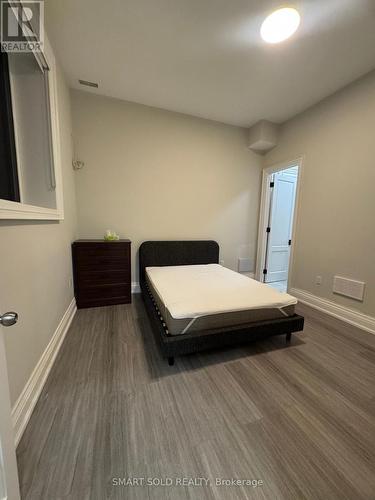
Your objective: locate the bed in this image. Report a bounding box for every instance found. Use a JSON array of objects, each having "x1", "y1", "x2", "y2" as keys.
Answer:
[{"x1": 139, "y1": 240, "x2": 304, "y2": 365}]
